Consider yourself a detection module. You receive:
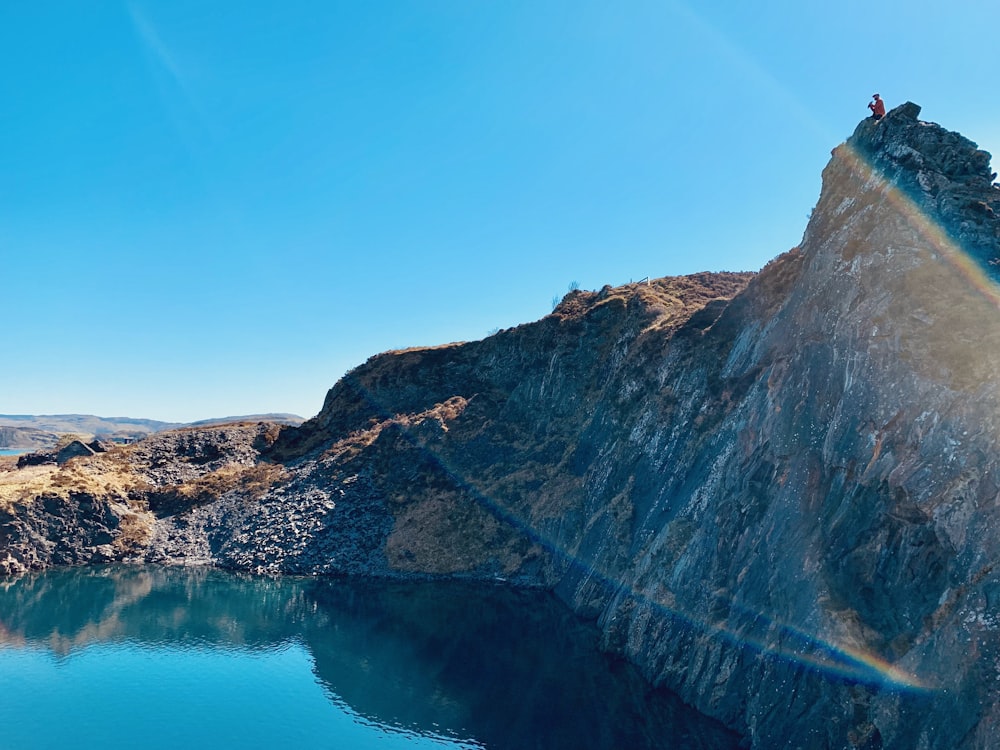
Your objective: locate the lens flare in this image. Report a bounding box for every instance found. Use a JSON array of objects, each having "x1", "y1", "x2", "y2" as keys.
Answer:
[
  {"x1": 333, "y1": 371, "x2": 933, "y2": 694},
  {"x1": 838, "y1": 143, "x2": 1000, "y2": 310}
]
